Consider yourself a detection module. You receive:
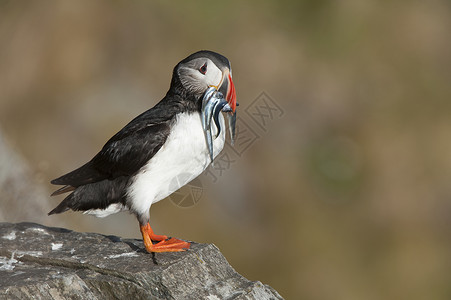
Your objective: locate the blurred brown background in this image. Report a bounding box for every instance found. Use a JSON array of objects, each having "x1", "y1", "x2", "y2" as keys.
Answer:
[{"x1": 1, "y1": 1, "x2": 451, "y2": 299}]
